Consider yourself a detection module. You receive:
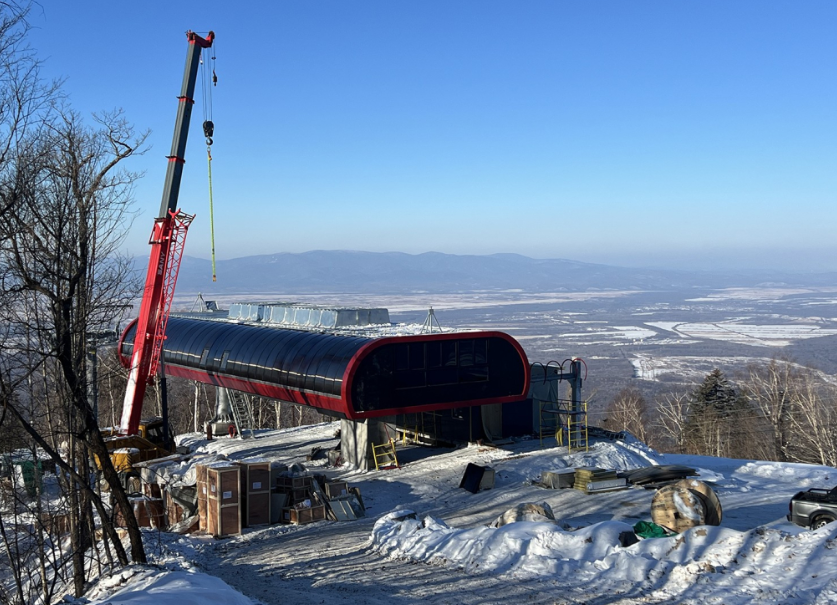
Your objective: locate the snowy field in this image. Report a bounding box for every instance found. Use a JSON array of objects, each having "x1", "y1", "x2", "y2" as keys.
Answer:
[
  {"x1": 169, "y1": 287, "x2": 837, "y2": 356},
  {"x1": 82, "y1": 423, "x2": 837, "y2": 605},
  {"x1": 170, "y1": 291, "x2": 640, "y2": 315},
  {"x1": 644, "y1": 321, "x2": 837, "y2": 348}
]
